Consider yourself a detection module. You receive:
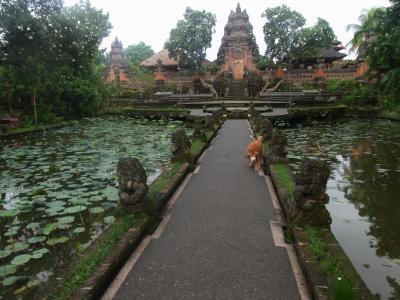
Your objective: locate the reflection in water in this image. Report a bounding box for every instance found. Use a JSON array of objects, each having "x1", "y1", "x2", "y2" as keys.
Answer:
[{"x1": 284, "y1": 119, "x2": 400, "y2": 299}]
